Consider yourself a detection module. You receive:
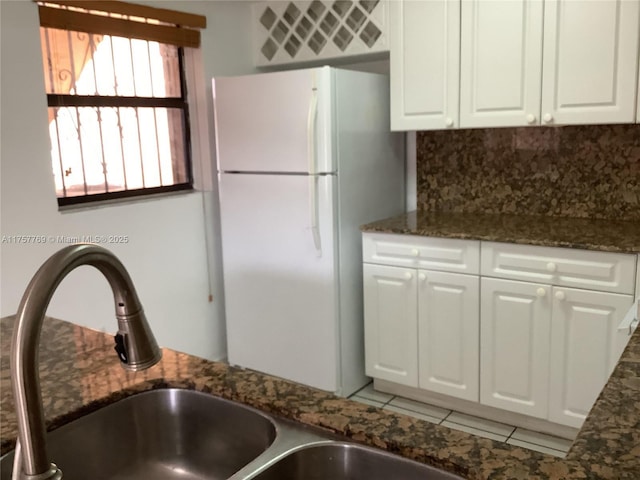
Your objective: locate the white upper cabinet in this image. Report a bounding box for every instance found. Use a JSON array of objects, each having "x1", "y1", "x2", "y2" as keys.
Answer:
[
  {"x1": 391, "y1": 0, "x2": 640, "y2": 130},
  {"x1": 541, "y1": 0, "x2": 640, "y2": 125},
  {"x1": 390, "y1": 0, "x2": 460, "y2": 130},
  {"x1": 460, "y1": 0, "x2": 544, "y2": 127}
]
